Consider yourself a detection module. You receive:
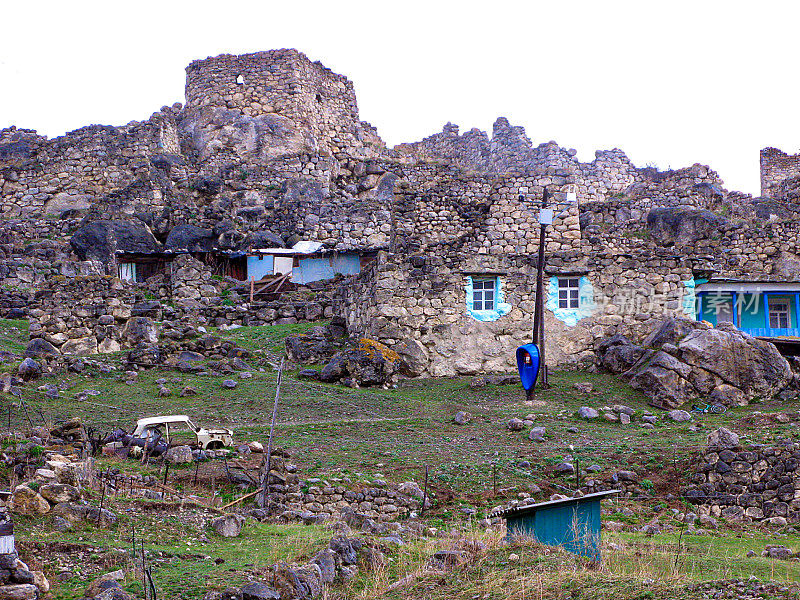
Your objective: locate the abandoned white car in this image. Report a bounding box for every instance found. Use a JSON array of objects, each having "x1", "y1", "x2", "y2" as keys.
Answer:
[{"x1": 131, "y1": 415, "x2": 233, "y2": 450}]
